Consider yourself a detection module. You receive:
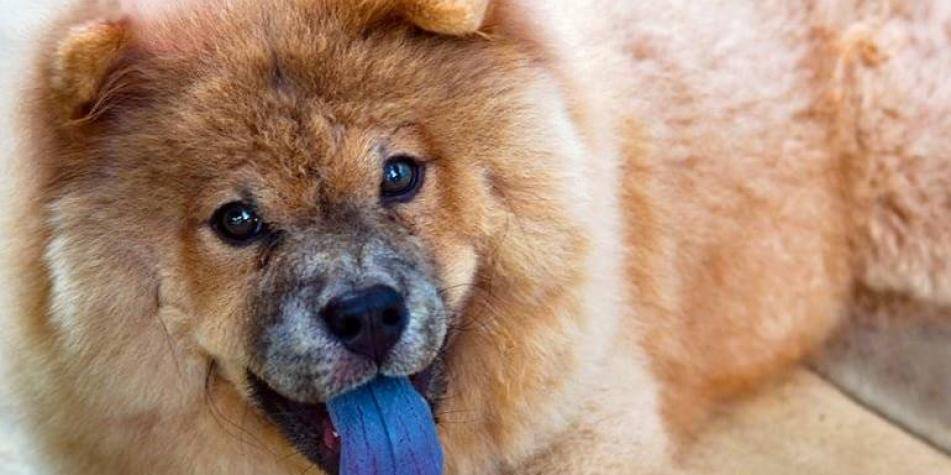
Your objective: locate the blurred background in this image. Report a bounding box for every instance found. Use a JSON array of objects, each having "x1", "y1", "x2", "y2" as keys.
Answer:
[{"x1": 0, "y1": 1, "x2": 62, "y2": 473}]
